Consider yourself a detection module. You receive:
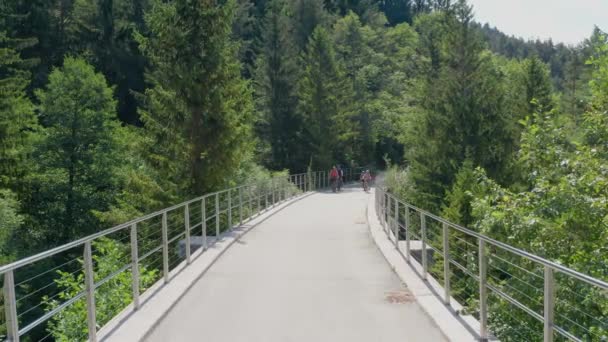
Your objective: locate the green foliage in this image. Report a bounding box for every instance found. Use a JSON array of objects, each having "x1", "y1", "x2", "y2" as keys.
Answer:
[
  {"x1": 290, "y1": 0, "x2": 330, "y2": 51},
  {"x1": 404, "y1": 3, "x2": 516, "y2": 210},
  {"x1": 138, "y1": 0, "x2": 254, "y2": 195},
  {"x1": 297, "y1": 26, "x2": 350, "y2": 169},
  {"x1": 0, "y1": 189, "x2": 22, "y2": 264},
  {"x1": 438, "y1": 41, "x2": 608, "y2": 341},
  {"x1": 94, "y1": 126, "x2": 176, "y2": 227},
  {"x1": 27, "y1": 57, "x2": 120, "y2": 249},
  {"x1": 522, "y1": 56, "x2": 554, "y2": 115},
  {"x1": 67, "y1": 0, "x2": 149, "y2": 123},
  {"x1": 45, "y1": 238, "x2": 157, "y2": 341},
  {"x1": 253, "y1": 0, "x2": 304, "y2": 171},
  {"x1": 0, "y1": 31, "x2": 38, "y2": 191}
]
